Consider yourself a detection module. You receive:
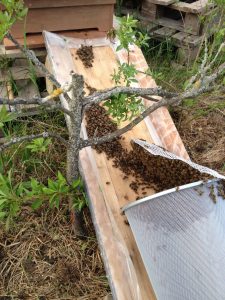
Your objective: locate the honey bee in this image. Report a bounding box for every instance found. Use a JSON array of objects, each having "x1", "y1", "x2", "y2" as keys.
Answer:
[{"x1": 107, "y1": 28, "x2": 117, "y2": 43}]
